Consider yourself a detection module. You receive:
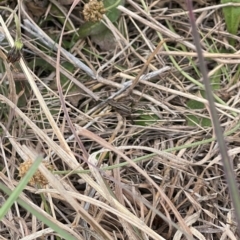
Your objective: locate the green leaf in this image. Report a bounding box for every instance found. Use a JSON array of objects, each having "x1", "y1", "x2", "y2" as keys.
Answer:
[
  {"x1": 77, "y1": 0, "x2": 124, "y2": 38},
  {"x1": 186, "y1": 97, "x2": 212, "y2": 127},
  {"x1": 210, "y1": 68, "x2": 221, "y2": 91},
  {"x1": 186, "y1": 66, "x2": 221, "y2": 127},
  {"x1": 186, "y1": 98, "x2": 204, "y2": 109},
  {"x1": 134, "y1": 111, "x2": 159, "y2": 126},
  {"x1": 186, "y1": 115, "x2": 211, "y2": 127},
  {"x1": 221, "y1": 0, "x2": 240, "y2": 46}
]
